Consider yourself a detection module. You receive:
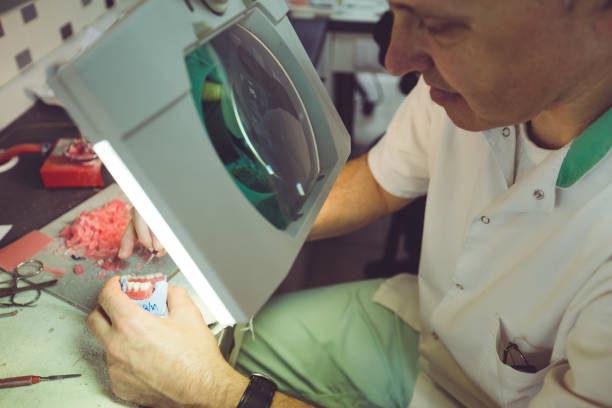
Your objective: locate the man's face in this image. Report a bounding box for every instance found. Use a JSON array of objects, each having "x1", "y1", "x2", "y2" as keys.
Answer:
[{"x1": 385, "y1": 0, "x2": 593, "y2": 131}]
